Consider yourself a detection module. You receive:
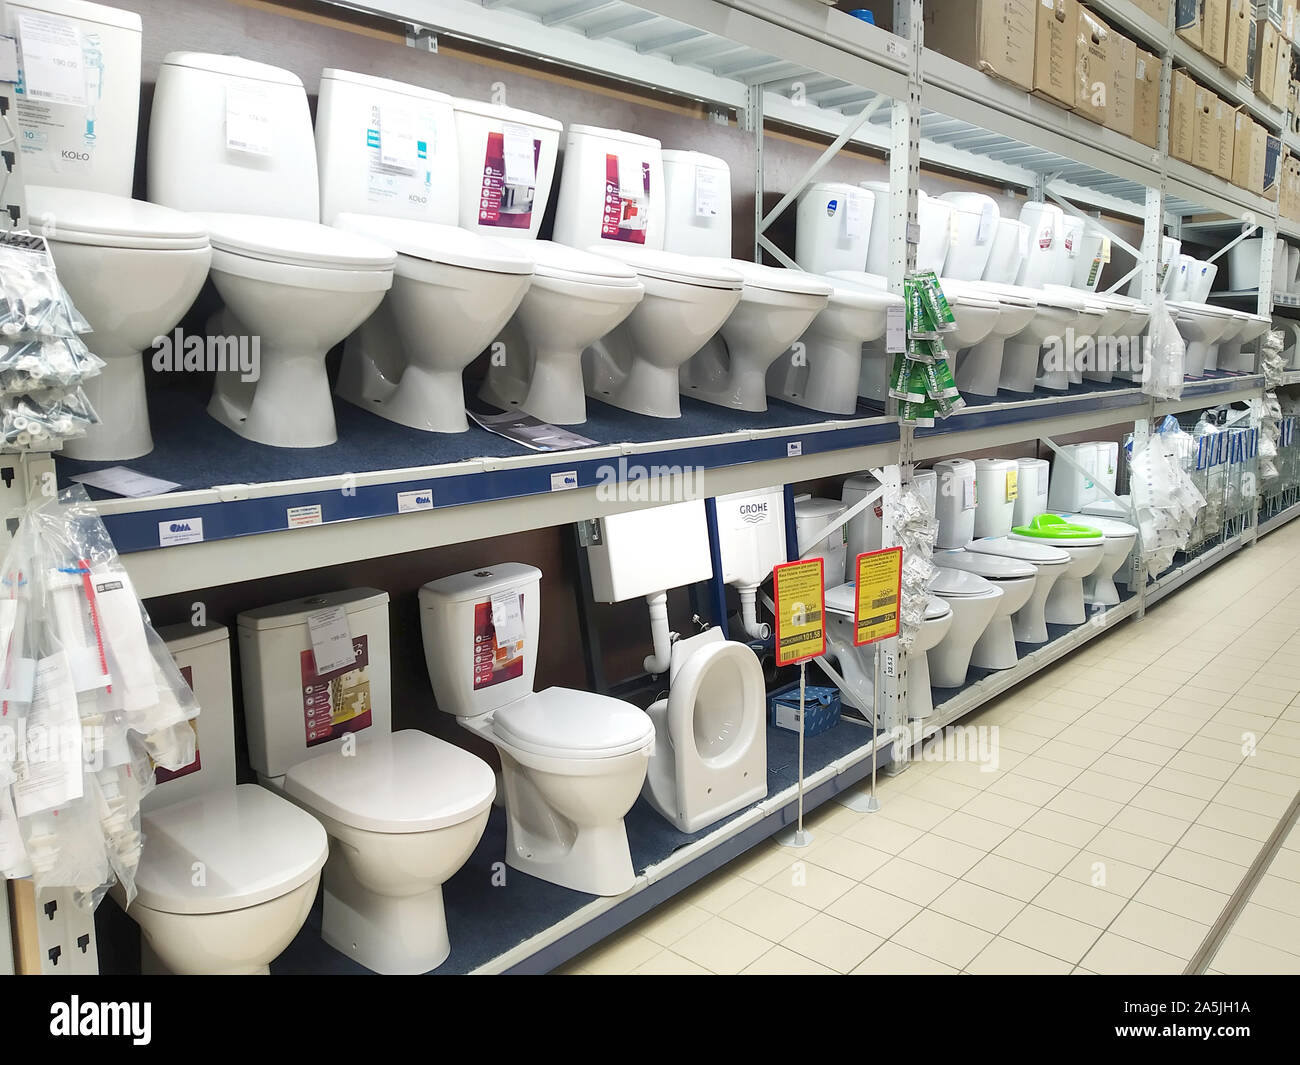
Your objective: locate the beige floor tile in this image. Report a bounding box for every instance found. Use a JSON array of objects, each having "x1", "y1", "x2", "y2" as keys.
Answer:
[
  {"x1": 633, "y1": 949, "x2": 713, "y2": 975},
  {"x1": 1001, "y1": 904, "x2": 1102, "y2": 964},
  {"x1": 1245, "y1": 874, "x2": 1300, "y2": 913},
  {"x1": 840, "y1": 813, "x2": 925, "y2": 854},
  {"x1": 966, "y1": 936, "x2": 1074, "y2": 975},
  {"x1": 1081, "y1": 932, "x2": 1187, "y2": 975},
  {"x1": 1033, "y1": 876, "x2": 1128, "y2": 927},
  {"x1": 1178, "y1": 824, "x2": 1264, "y2": 867},
  {"x1": 1157, "y1": 847, "x2": 1249, "y2": 895},
  {"x1": 720, "y1": 884, "x2": 818, "y2": 942},
  {"x1": 826, "y1": 883, "x2": 924, "y2": 939},
  {"x1": 1230, "y1": 903, "x2": 1300, "y2": 956},
  {"x1": 806, "y1": 834, "x2": 894, "y2": 881},
  {"x1": 680, "y1": 871, "x2": 757, "y2": 914},
  {"x1": 1045, "y1": 787, "x2": 1126, "y2": 825},
  {"x1": 995, "y1": 728, "x2": 1049, "y2": 755},
  {"x1": 631, "y1": 900, "x2": 712, "y2": 947},
  {"x1": 1010, "y1": 755, "x2": 1085, "y2": 786},
  {"x1": 1211, "y1": 934, "x2": 1300, "y2": 975},
  {"x1": 875, "y1": 793, "x2": 953, "y2": 832},
  {"x1": 1133, "y1": 872, "x2": 1231, "y2": 925},
  {"x1": 1232, "y1": 764, "x2": 1300, "y2": 797},
  {"x1": 802, "y1": 802, "x2": 863, "y2": 836},
  {"x1": 893, "y1": 909, "x2": 994, "y2": 970},
  {"x1": 930, "y1": 810, "x2": 1016, "y2": 851},
  {"x1": 1167, "y1": 751, "x2": 1241, "y2": 783},
  {"x1": 987, "y1": 772, "x2": 1062, "y2": 806},
  {"x1": 672, "y1": 917, "x2": 772, "y2": 974},
  {"x1": 1109, "y1": 901, "x2": 1210, "y2": 960},
  {"x1": 1088, "y1": 753, "x2": 1159, "y2": 785},
  {"x1": 904, "y1": 775, "x2": 984, "y2": 811},
  {"x1": 762, "y1": 858, "x2": 856, "y2": 911},
  {"x1": 962, "y1": 791, "x2": 1040, "y2": 828},
  {"x1": 1126, "y1": 786, "x2": 1209, "y2": 822},
  {"x1": 1069, "y1": 769, "x2": 1144, "y2": 804},
  {"x1": 992, "y1": 829, "x2": 1079, "y2": 874},
  {"x1": 1020, "y1": 807, "x2": 1101, "y2": 848},
  {"x1": 1085, "y1": 826, "x2": 1173, "y2": 869},
  {"x1": 864, "y1": 856, "x2": 956, "y2": 907},
  {"x1": 898, "y1": 831, "x2": 986, "y2": 878},
  {"x1": 1195, "y1": 802, "x2": 1278, "y2": 842},
  {"x1": 1034, "y1": 740, "x2": 1102, "y2": 769},
  {"x1": 1149, "y1": 766, "x2": 1223, "y2": 799},
  {"x1": 727, "y1": 840, "x2": 810, "y2": 884},
  {"x1": 777, "y1": 912, "x2": 882, "y2": 974},
  {"x1": 929, "y1": 879, "x2": 1025, "y2": 934},
  {"x1": 739, "y1": 944, "x2": 836, "y2": 975},
  {"x1": 851, "y1": 940, "x2": 959, "y2": 974},
  {"x1": 1108, "y1": 805, "x2": 1191, "y2": 846},
  {"x1": 963, "y1": 853, "x2": 1054, "y2": 902}
]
